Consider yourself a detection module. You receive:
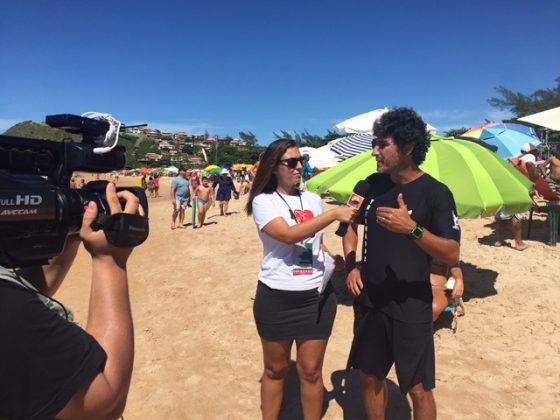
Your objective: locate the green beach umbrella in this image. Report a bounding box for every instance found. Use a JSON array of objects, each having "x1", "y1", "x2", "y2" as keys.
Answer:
[{"x1": 307, "y1": 136, "x2": 533, "y2": 218}]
